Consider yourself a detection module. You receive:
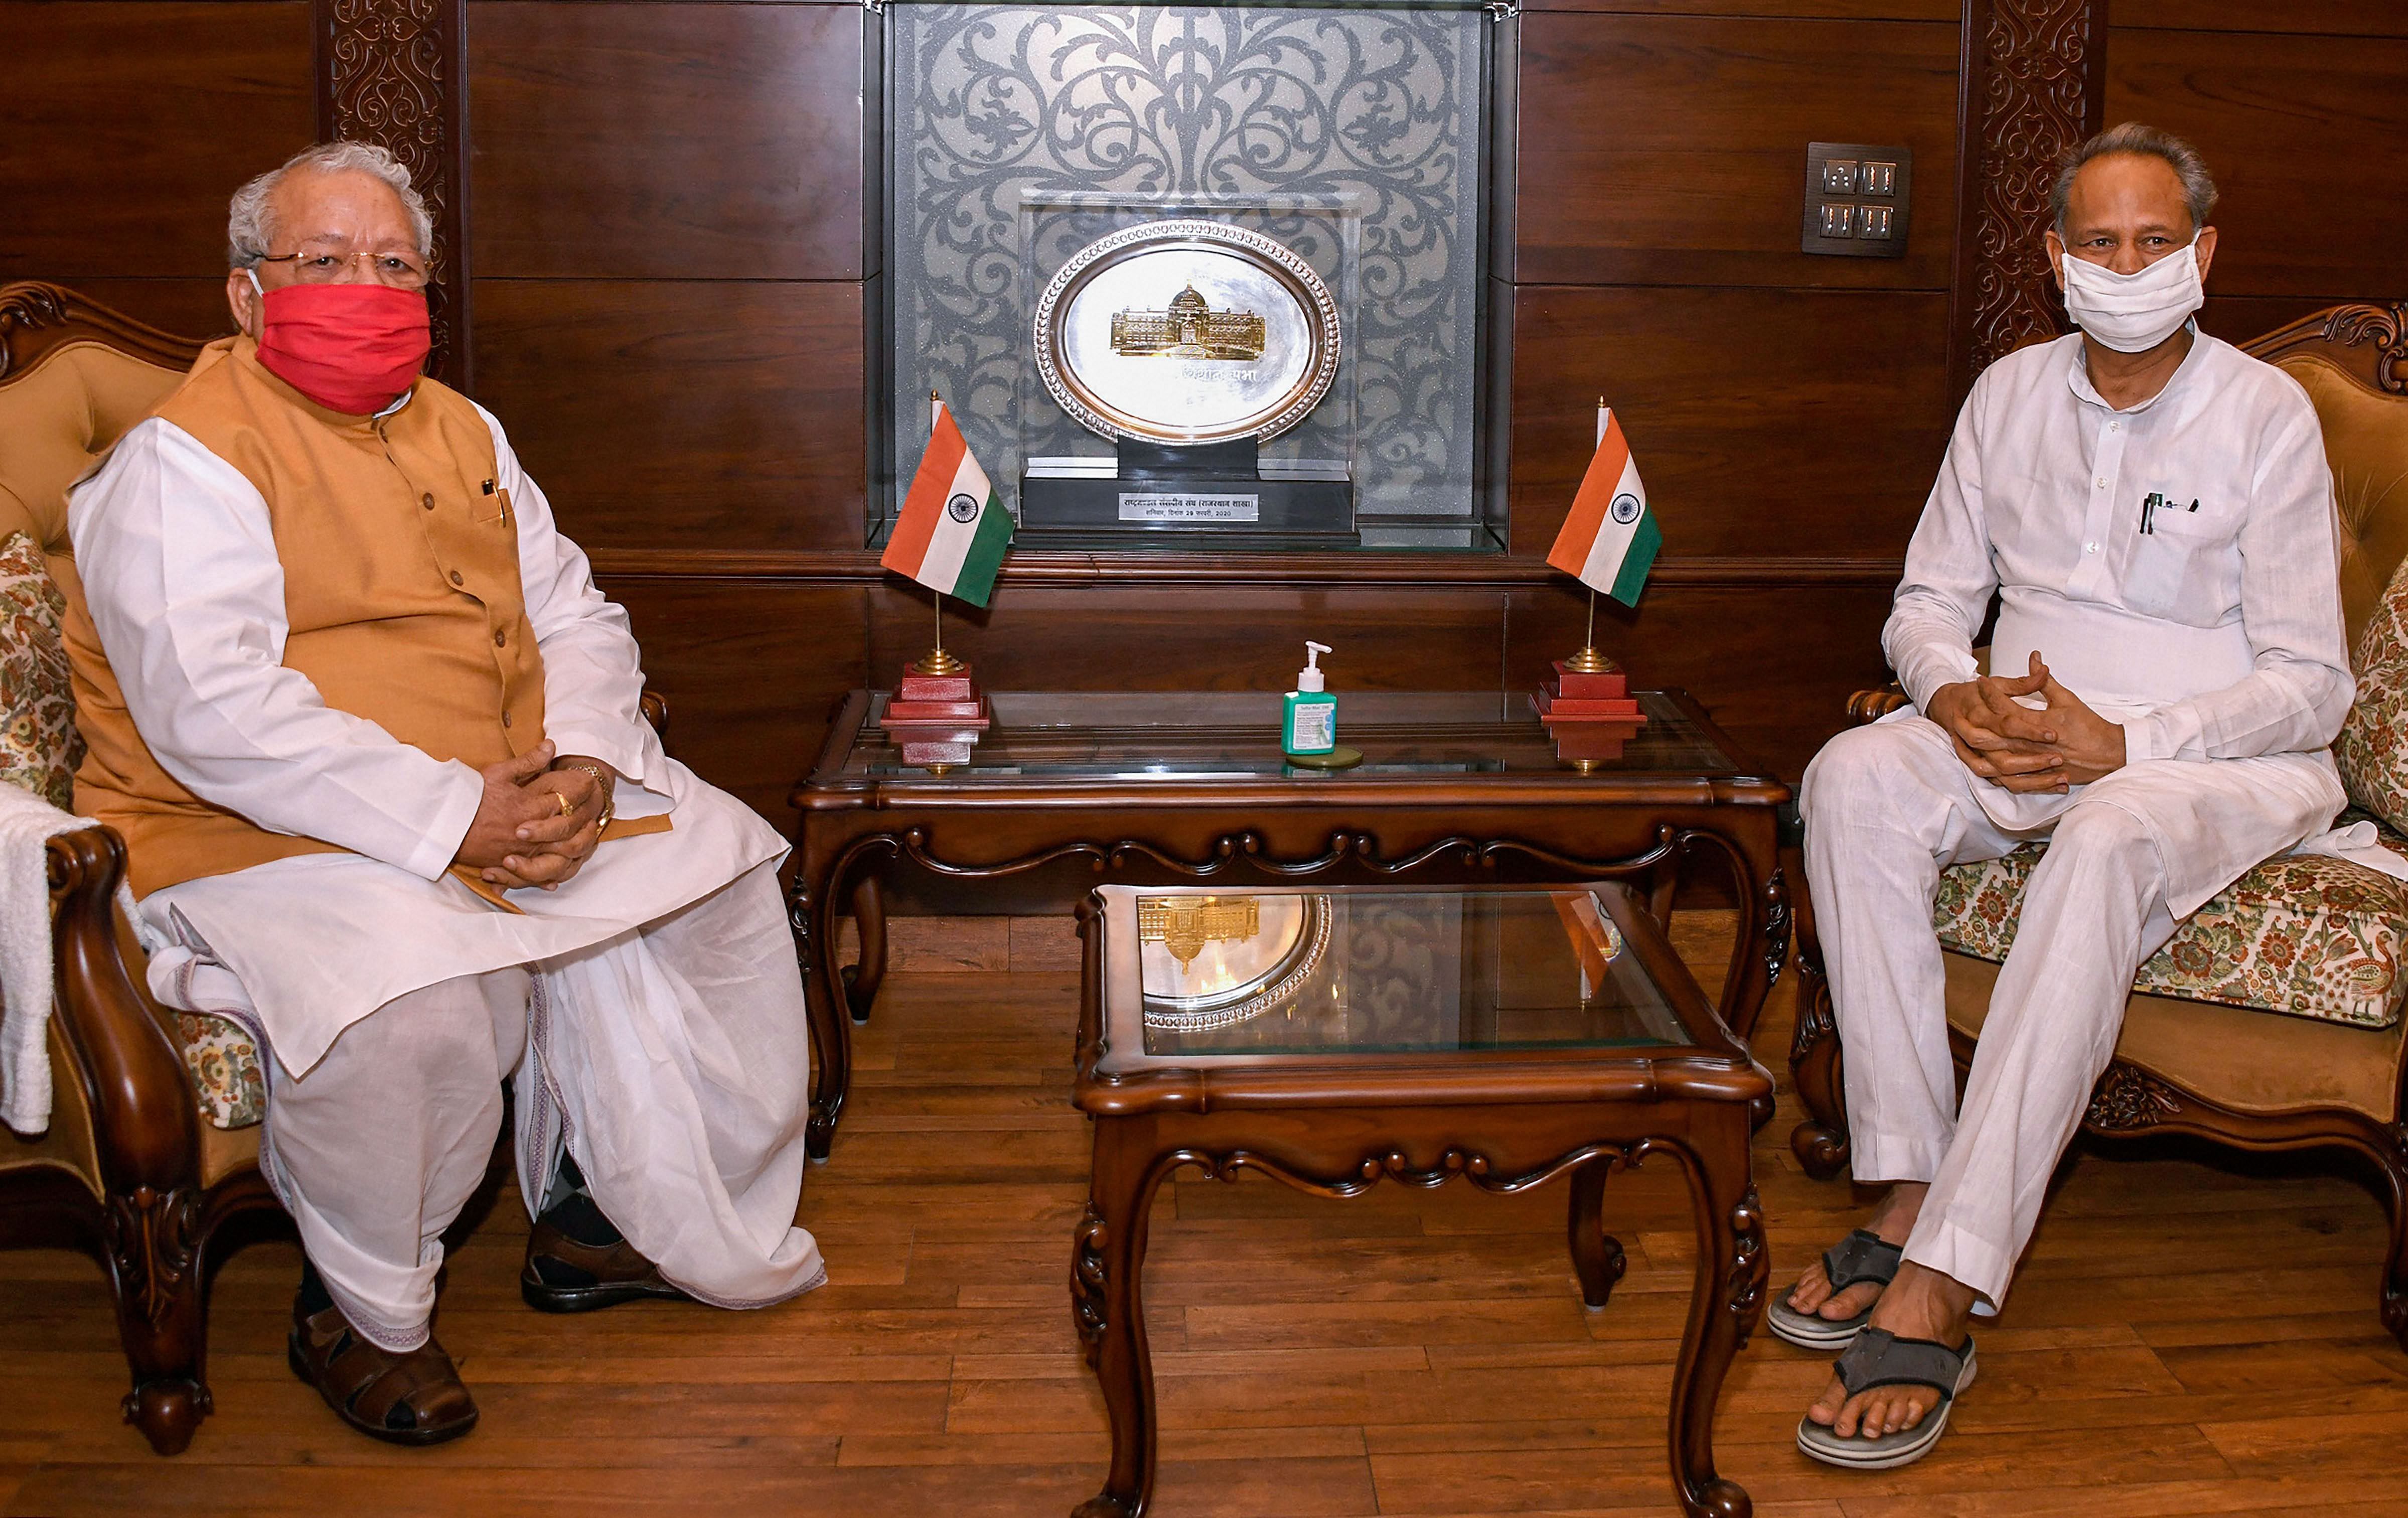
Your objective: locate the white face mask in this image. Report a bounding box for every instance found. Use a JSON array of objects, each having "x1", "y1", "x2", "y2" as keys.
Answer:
[{"x1": 2058, "y1": 233, "x2": 2205, "y2": 353}]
